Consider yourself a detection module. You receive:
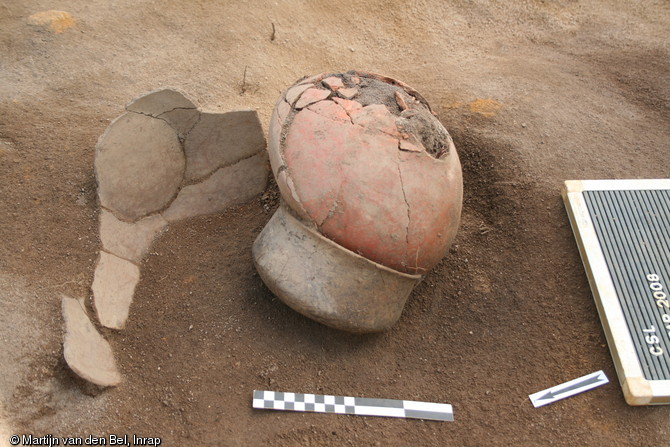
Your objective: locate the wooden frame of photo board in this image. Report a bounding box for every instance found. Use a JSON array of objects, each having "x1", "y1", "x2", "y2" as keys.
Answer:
[{"x1": 562, "y1": 179, "x2": 670, "y2": 405}]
